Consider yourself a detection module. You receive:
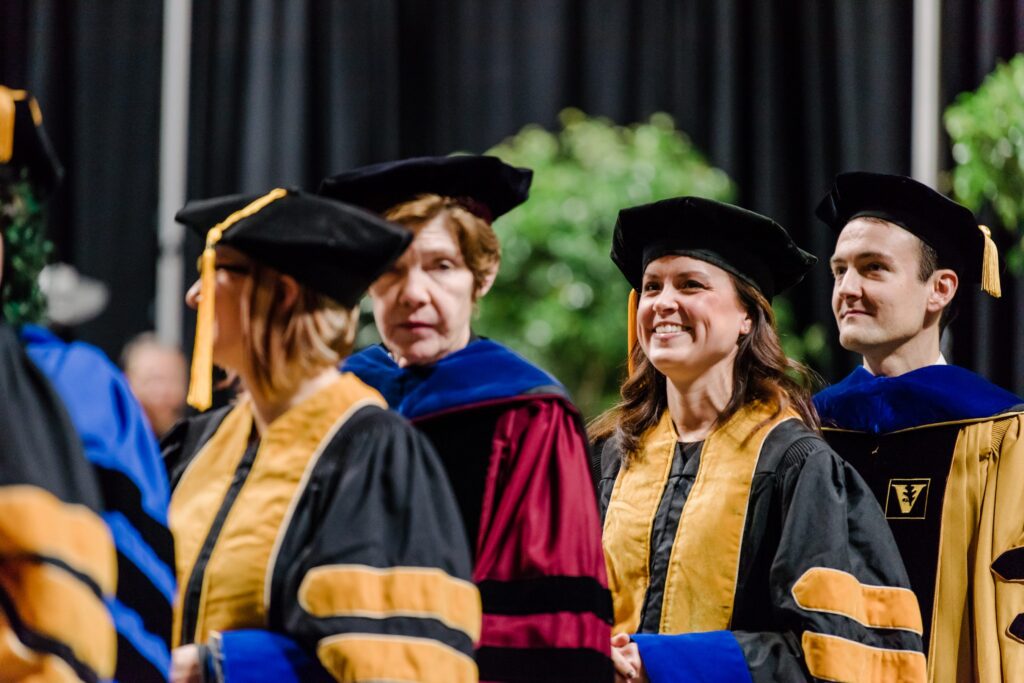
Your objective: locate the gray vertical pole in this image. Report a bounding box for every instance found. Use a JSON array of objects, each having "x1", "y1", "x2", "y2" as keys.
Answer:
[
  {"x1": 912, "y1": 0, "x2": 941, "y2": 188},
  {"x1": 912, "y1": 0, "x2": 956, "y2": 359},
  {"x1": 155, "y1": 0, "x2": 193, "y2": 347}
]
